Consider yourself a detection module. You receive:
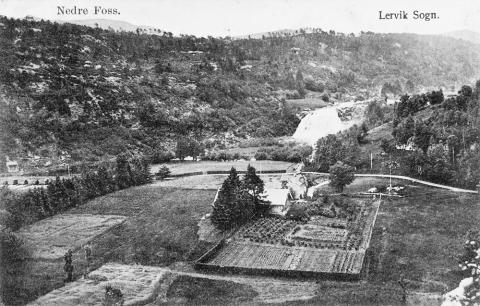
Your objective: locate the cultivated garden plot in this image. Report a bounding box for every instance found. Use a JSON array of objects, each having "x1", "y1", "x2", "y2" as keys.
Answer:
[
  {"x1": 206, "y1": 241, "x2": 365, "y2": 275},
  {"x1": 29, "y1": 263, "x2": 168, "y2": 306},
  {"x1": 198, "y1": 198, "x2": 380, "y2": 278},
  {"x1": 17, "y1": 214, "x2": 126, "y2": 259}
]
